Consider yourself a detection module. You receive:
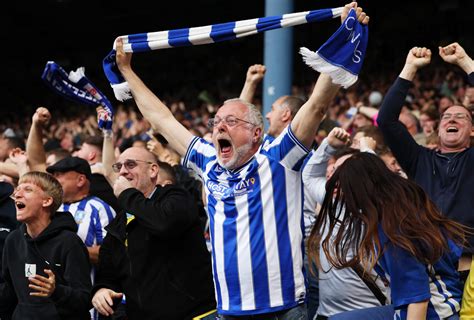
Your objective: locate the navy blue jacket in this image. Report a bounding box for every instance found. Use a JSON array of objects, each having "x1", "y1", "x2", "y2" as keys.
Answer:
[{"x1": 378, "y1": 73, "x2": 474, "y2": 252}]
